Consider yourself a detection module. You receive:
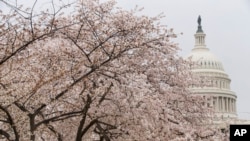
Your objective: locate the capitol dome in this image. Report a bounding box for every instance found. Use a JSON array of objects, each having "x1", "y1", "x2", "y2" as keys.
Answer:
[
  {"x1": 187, "y1": 47, "x2": 224, "y2": 71},
  {"x1": 187, "y1": 16, "x2": 237, "y2": 118}
]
